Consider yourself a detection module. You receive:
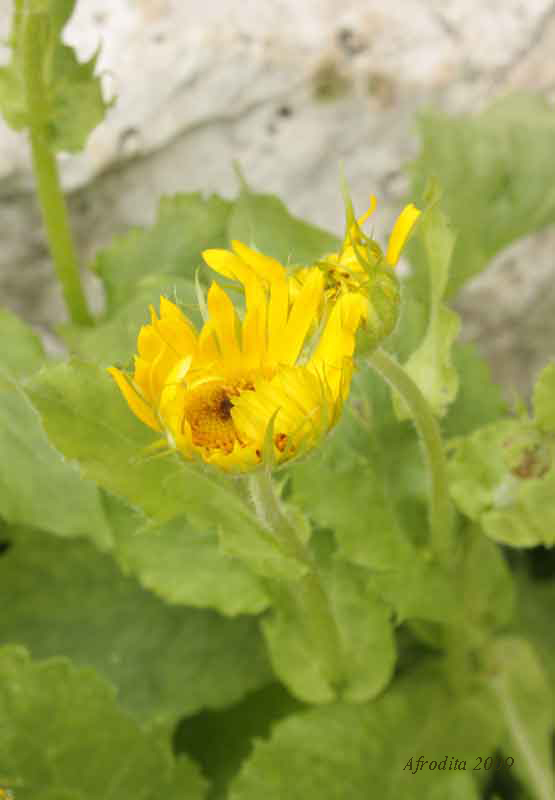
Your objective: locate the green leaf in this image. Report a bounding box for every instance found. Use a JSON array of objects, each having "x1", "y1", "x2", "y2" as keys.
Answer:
[
  {"x1": 448, "y1": 418, "x2": 555, "y2": 547},
  {"x1": 60, "y1": 275, "x2": 202, "y2": 366},
  {"x1": 229, "y1": 662, "x2": 500, "y2": 800},
  {"x1": 443, "y1": 343, "x2": 506, "y2": 437},
  {"x1": 261, "y1": 556, "x2": 396, "y2": 704},
  {"x1": 410, "y1": 94, "x2": 555, "y2": 295},
  {"x1": 0, "y1": 308, "x2": 45, "y2": 379},
  {"x1": 0, "y1": 645, "x2": 207, "y2": 799},
  {"x1": 94, "y1": 194, "x2": 232, "y2": 312},
  {"x1": 514, "y1": 572, "x2": 555, "y2": 695},
  {"x1": 485, "y1": 637, "x2": 554, "y2": 800},
  {"x1": 175, "y1": 683, "x2": 303, "y2": 800},
  {"x1": 27, "y1": 361, "x2": 305, "y2": 581},
  {"x1": 0, "y1": 526, "x2": 272, "y2": 722},
  {"x1": 394, "y1": 205, "x2": 460, "y2": 419},
  {"x1": 228, "y1": 187, "x2": 340, "y2": 266},
  {"x1": 105, "y1": 494, "x2": 269, "y2": 617},
  {"x1": 533, "y1": 361, "x2": 555, "y2": 434},
  {"x1": 0, "y1": 1, "x2": 109, "y2": 151},
  {"x1": 0, "y1": 375, "x2": 112, "y2": 550}
]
